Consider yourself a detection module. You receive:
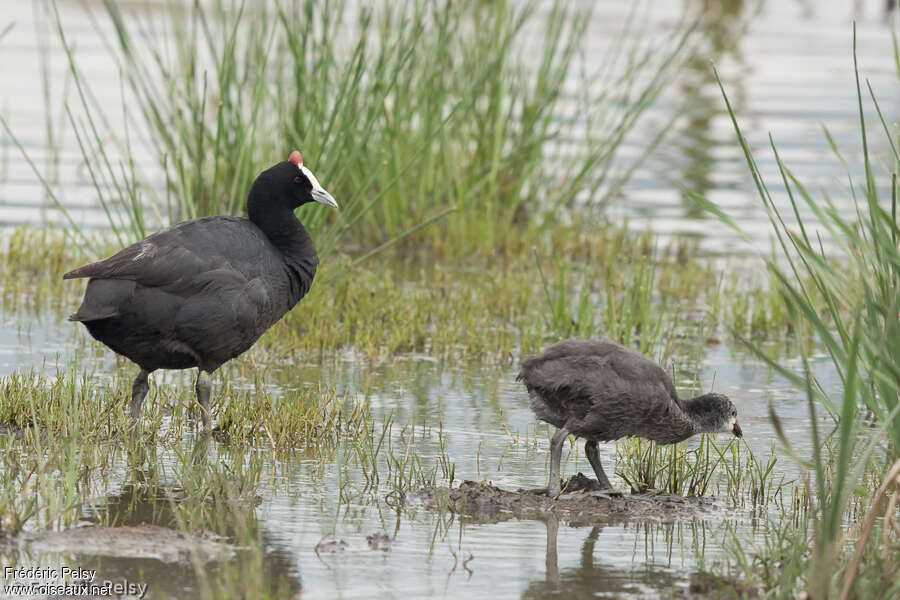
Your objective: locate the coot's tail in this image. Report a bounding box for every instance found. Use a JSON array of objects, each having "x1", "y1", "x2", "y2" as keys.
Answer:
[{"x1": 68, "y1": 279, "x2": 135, "y2": 322}]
